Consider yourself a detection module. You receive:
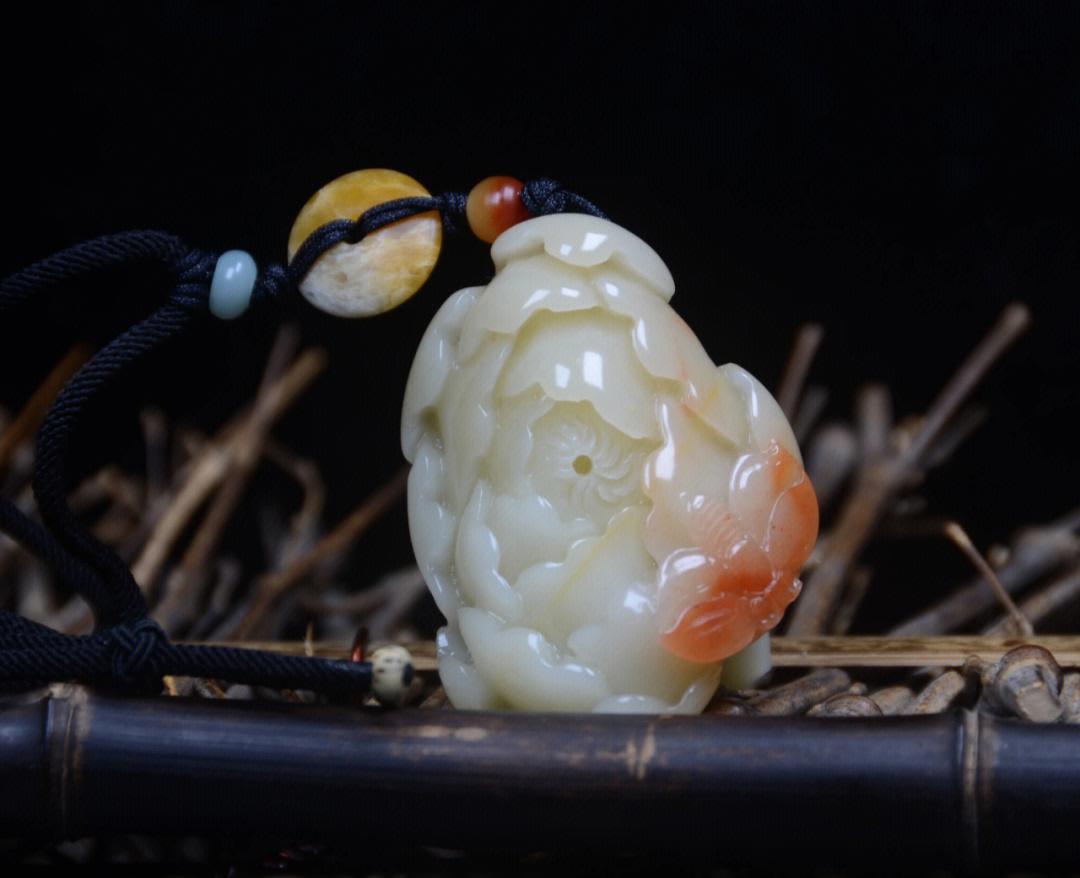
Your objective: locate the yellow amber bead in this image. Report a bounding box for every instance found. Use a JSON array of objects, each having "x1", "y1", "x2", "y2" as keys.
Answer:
[{"x1": 287, "y1": 169, "x2": 441, "y2": 317}]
